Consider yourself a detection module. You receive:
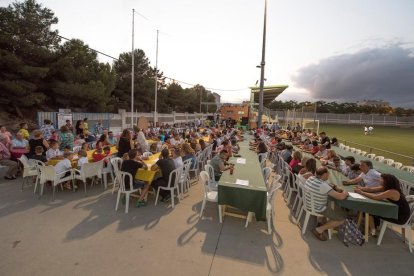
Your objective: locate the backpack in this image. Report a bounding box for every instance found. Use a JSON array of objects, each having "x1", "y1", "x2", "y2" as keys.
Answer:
[{"x1": 338, "y1": 218, "x2": 365, "y2": 246}]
